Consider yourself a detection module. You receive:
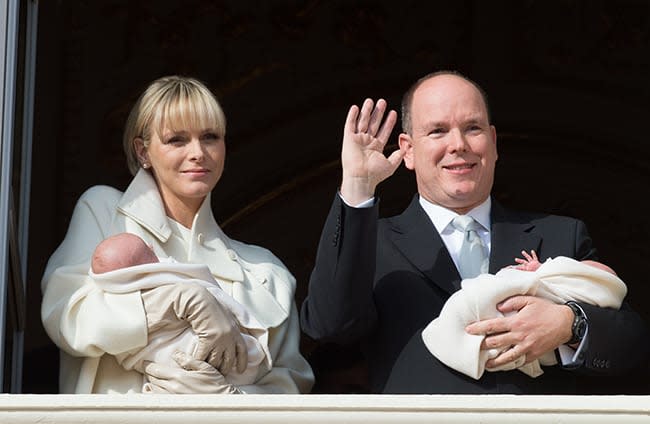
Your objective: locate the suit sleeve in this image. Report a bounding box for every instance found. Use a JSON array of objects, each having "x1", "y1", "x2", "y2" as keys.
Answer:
[
  {"x1": 571, "y1": 219, "x2": 650, "y2": 376},
  {"x1": 300, "y1": 194, "x2": 379, "y2": 344}
]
